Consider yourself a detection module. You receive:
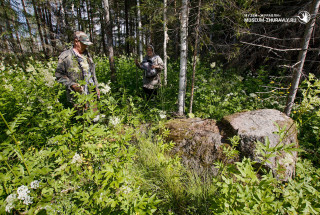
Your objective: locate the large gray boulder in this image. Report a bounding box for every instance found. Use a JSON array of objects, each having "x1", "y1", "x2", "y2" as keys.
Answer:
[
  {"x1": 222, "y1": 109, "x2": 298, "y2": 180},
  {"x1": 165, "y1": 109, "x2": 298, "y2": 180}
]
